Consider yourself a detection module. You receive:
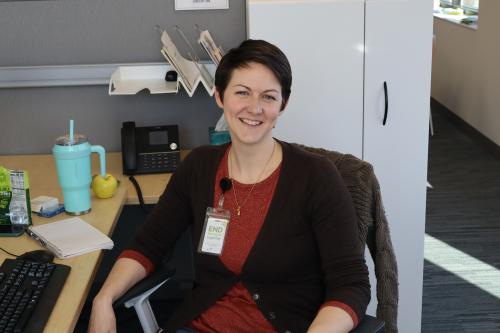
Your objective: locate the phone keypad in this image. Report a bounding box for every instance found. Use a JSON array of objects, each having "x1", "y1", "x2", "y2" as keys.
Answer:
[{"x1": 139, "y1": 152, "x2": 180, "y2": 173}]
